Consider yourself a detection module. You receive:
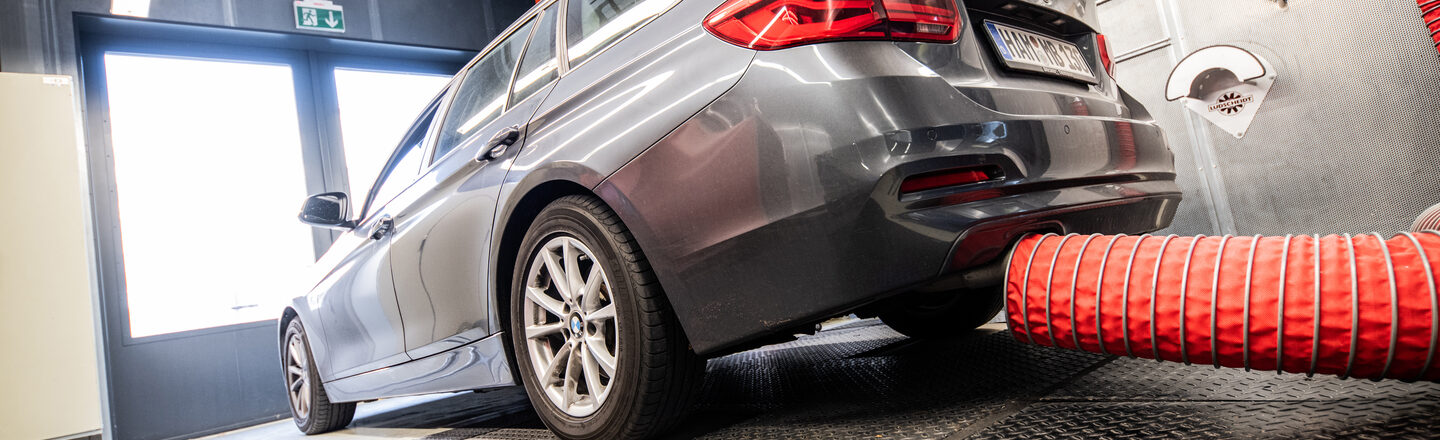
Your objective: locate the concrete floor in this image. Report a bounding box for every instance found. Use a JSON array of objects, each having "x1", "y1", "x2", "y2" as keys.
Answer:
[{"x1": 205, "y1": 320, "x2": 1440, "y2": 439}]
